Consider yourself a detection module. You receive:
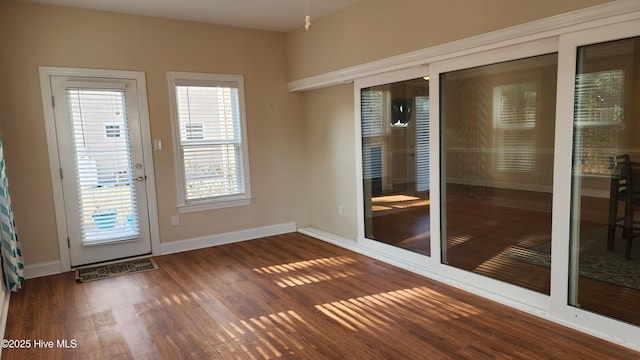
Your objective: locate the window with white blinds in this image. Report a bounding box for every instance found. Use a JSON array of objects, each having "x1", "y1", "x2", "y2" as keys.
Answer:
[
  {"x1": 168, "y1": 72, "x2": 251, "y2": 211},
  {"x1": 361, "y1": 89, "x2": 390, "y2": 182},
  {"x1": 492, "y1": 82, "x2": 537, "y2": 172},
  {"x1": 415, "y1": 96, "x2": 430, "y2": 192},
  {"x1": 361, "y1": 89, "x2": 389, "y2": 137}
]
